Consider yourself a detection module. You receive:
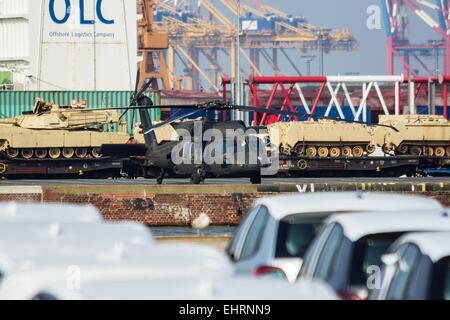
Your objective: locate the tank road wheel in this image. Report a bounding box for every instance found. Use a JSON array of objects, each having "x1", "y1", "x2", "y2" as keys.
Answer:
[
  {"x1": 35, "y1": 148, "x2": 48, "y2": 159},
  {"x1": 49, "y1": 148, "x2": 61, "y2": 159},
  {"x1": 352, "y1": 146, "x2": 364, "y2": 158},
  {"x1": 434, "y1": 147, "x2": 445, "y2": 157},
  {"x1": 425, "y1": 147, "x2": 434, "y2": 157},
  {"x1": 366, "y1": 144, "x2": 376, "y2": 154},
  {"x1": 409, "y1": 146, "x2": 422, "y2": 156},
  {"x1": 62, "y1": 148, "x2": 75, "y2": 159},
  {"x1": 342, "y1": 146, "x2": 352, "y2": 158},
  {"x1": 305, "y1": 146, "x2": 317, "y2": 158},
  {"x1": 382, "y1": 144, "x2": 392, "y2": 155},
  {"x1": 329, "y1": 147, "x2": 341, "y2": 158},
  {"x1": 318, "y1": 147, "x2": 329, "y2": 158},
  {"x1": 91, "y1": 148, "x2": 102, "y2": 159},
  {"x1": 75, "y1": 148, "x2": 88, "y2": 159},
  {"x1": 7, "y1": 148, "x2": 19, "y2": 158},
  {"x1": 398, "y1": 144, "x2": 409, "y2": 154},
  {"x1": 21, "y1": 148, "x2": 34, "y2": 159},
  {"x1": 294, "y1": 143, "x2": 305, "y2": 156}
]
